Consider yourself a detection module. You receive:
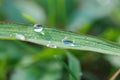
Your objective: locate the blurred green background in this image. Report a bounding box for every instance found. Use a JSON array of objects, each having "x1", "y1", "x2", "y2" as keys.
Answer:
[{"x1": 0, "y1": 0, "x2": 120, "y2": 80}]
